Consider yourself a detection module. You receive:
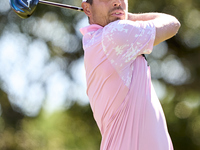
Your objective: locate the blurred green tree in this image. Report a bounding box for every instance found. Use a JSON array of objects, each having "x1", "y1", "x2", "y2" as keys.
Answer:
[{"x1": 0, "y1": 0, "x2": 200, "y2": 149}]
